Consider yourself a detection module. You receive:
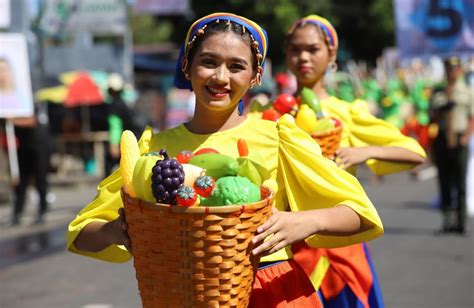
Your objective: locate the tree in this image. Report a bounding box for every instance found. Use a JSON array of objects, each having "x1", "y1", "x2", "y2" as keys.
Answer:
[{"x1": 130, "y1": 0, "x2": 395, "y2": 67}]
